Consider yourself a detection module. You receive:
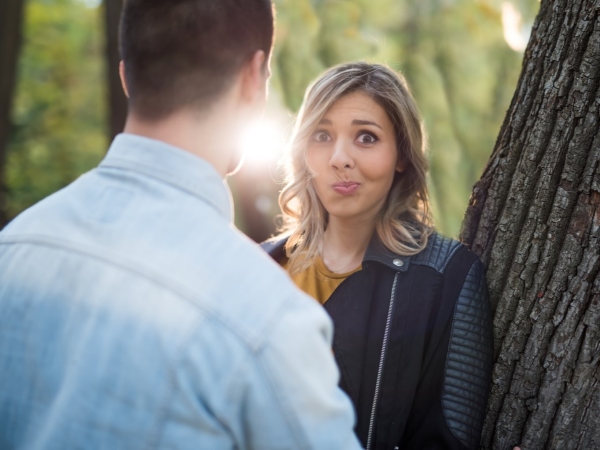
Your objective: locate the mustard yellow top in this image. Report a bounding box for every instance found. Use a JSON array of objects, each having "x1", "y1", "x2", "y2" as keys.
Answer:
[{"x1": 282, "y1": 256, "x2": 362, "y2": 305}]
